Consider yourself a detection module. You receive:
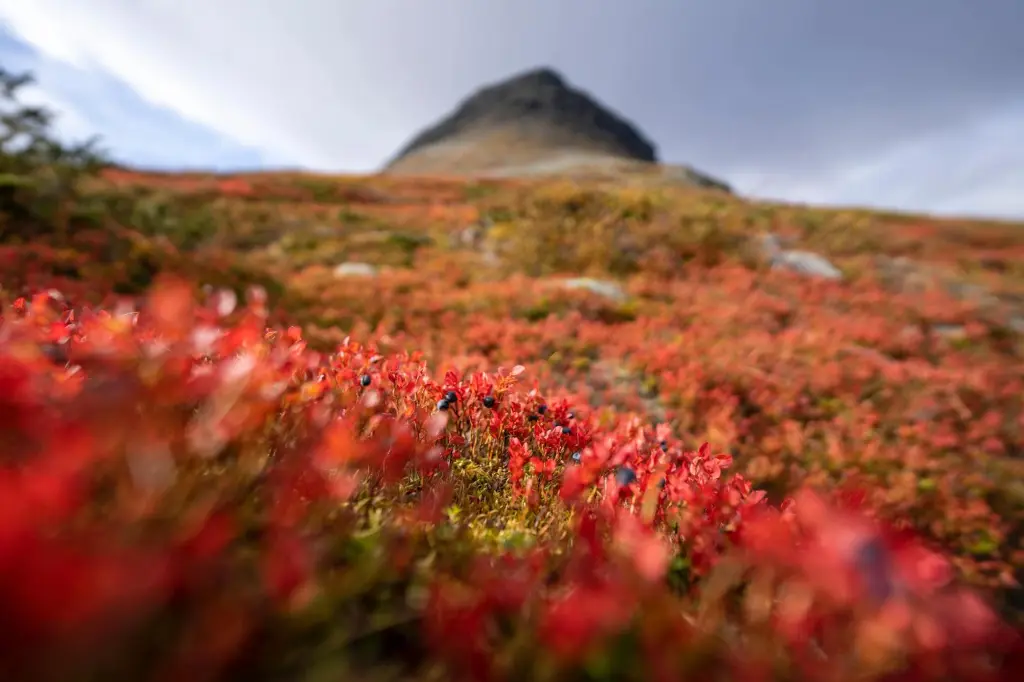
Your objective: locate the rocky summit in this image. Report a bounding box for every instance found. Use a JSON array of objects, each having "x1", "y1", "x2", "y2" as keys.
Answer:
[{"x1": 382, "y1": 67, "x2": 730, "y2": 191}]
